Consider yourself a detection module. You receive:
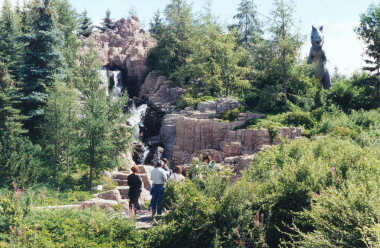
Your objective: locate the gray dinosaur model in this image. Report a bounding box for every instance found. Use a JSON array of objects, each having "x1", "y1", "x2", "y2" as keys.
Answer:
[{"x1": 307, "y1": 25, "x2": 331, "y2": 89}]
